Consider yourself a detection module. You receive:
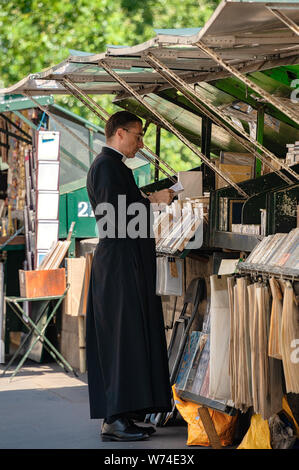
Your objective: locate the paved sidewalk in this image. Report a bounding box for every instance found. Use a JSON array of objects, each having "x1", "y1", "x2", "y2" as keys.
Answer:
[{"x1": 0, "y1": 361, "x2": 192, "y2": 450}]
